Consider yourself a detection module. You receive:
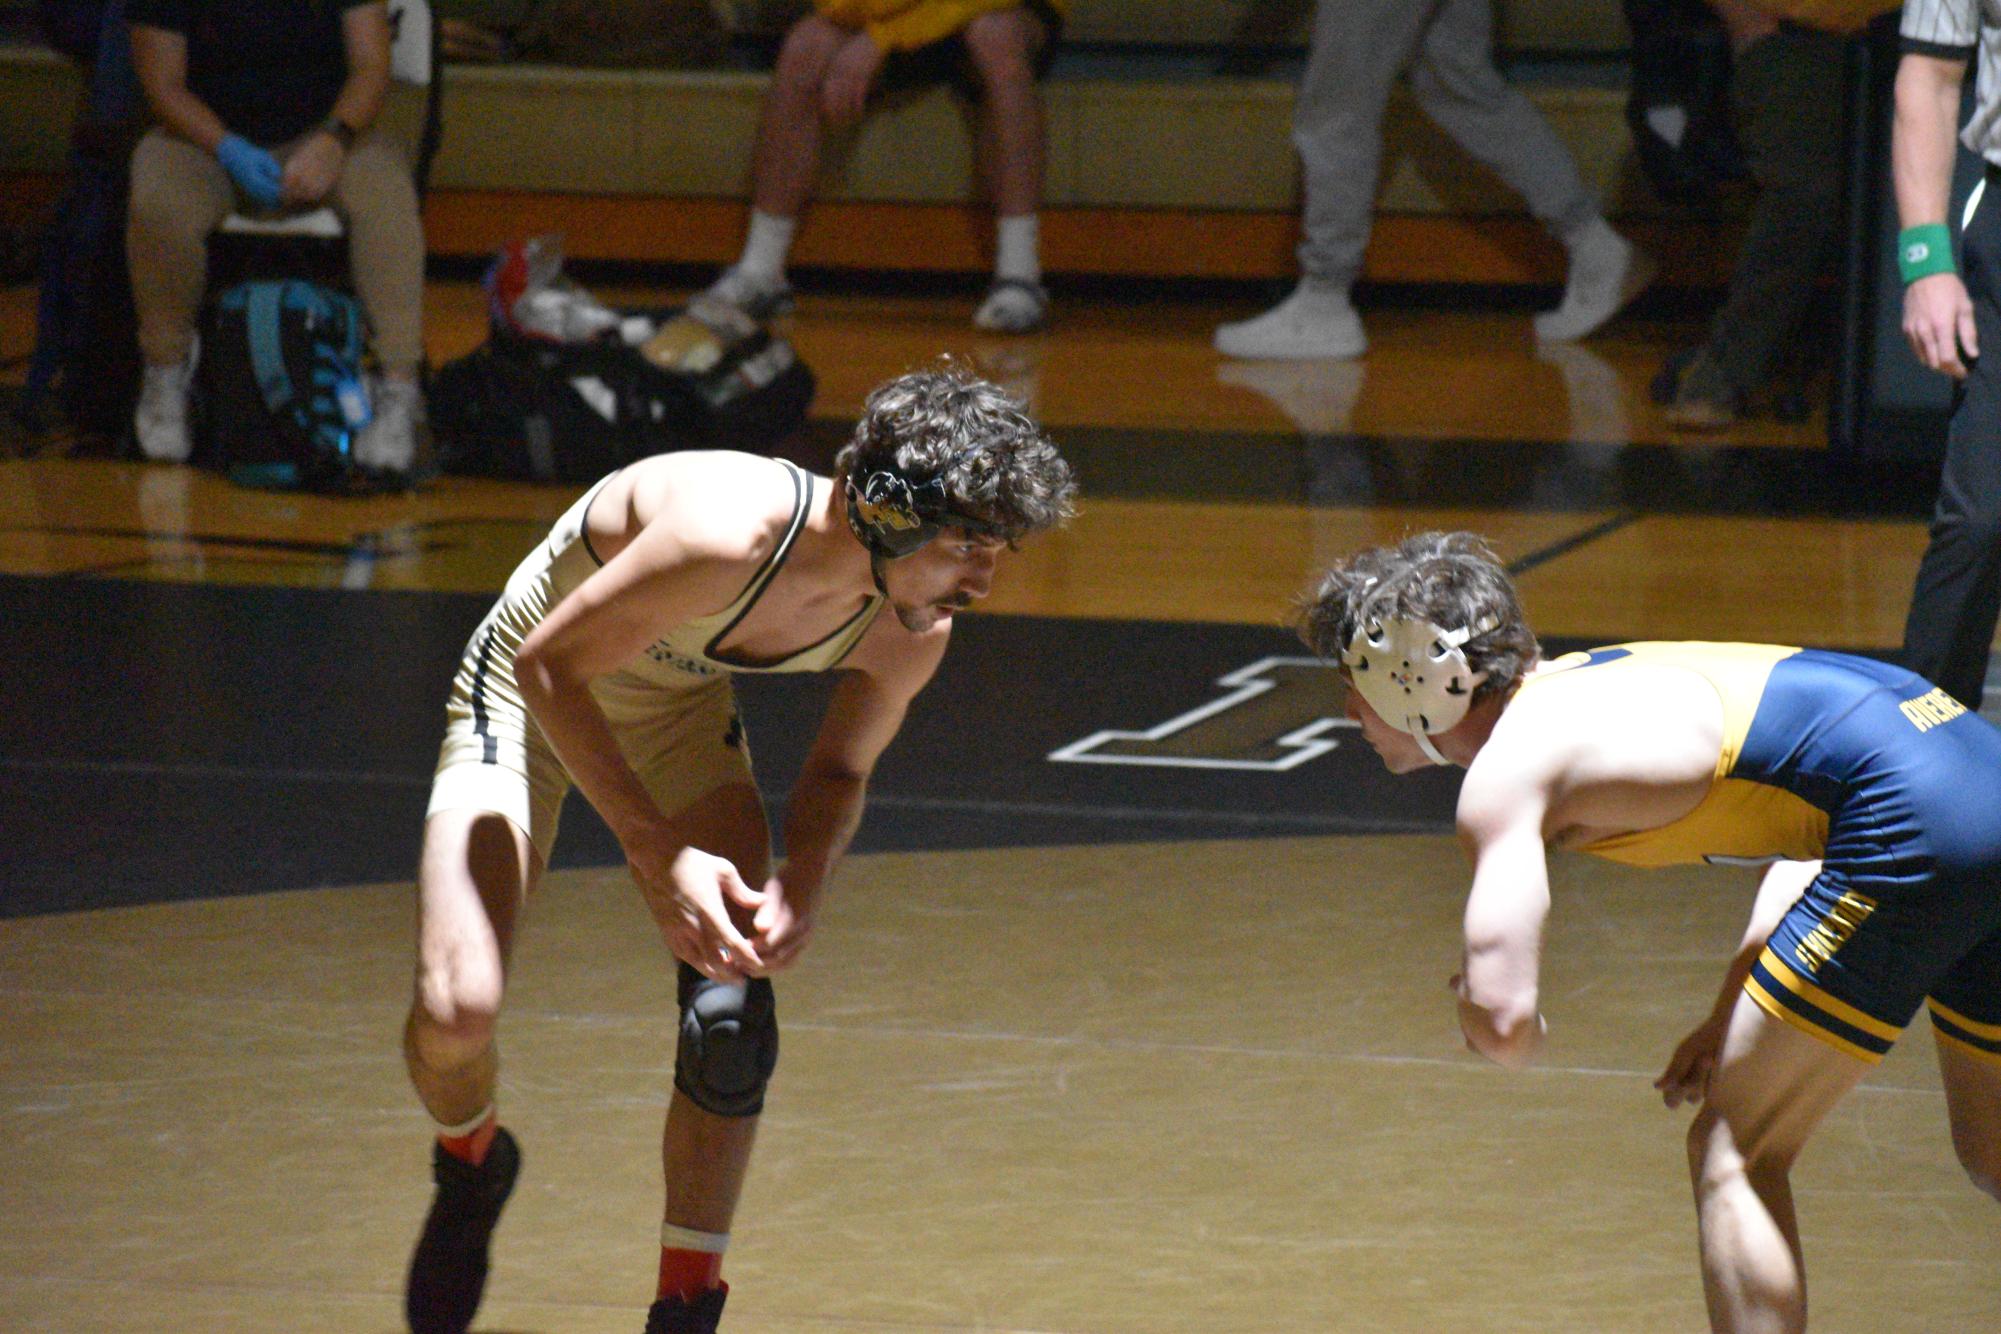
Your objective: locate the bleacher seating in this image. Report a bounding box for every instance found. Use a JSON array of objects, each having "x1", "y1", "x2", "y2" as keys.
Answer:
[{"x1": 2, "y1": 1, "x2": 1711, "y2": 285}]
